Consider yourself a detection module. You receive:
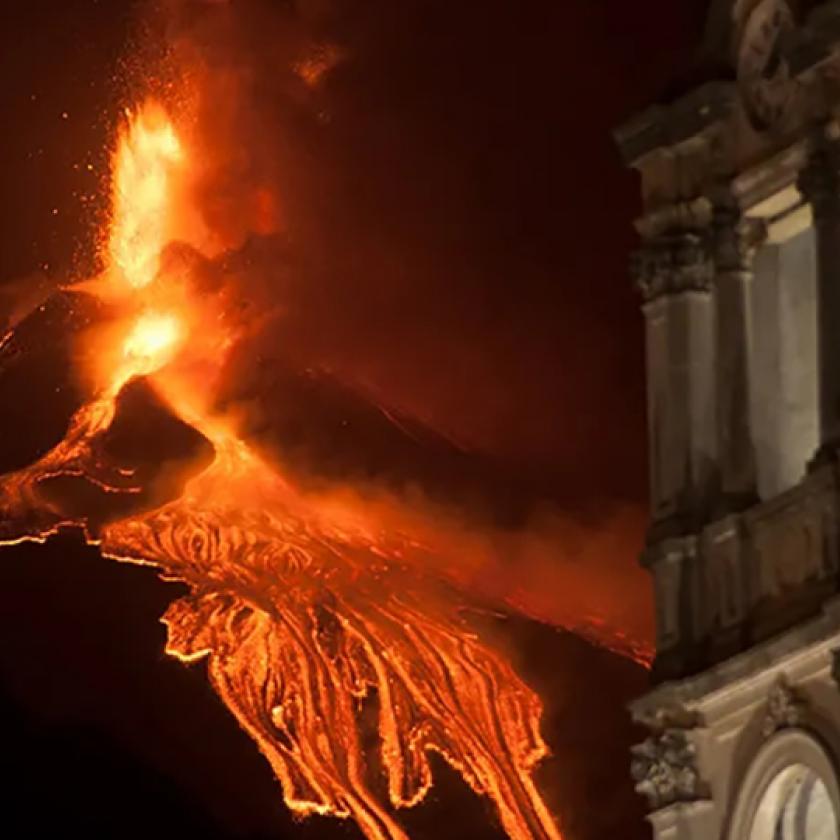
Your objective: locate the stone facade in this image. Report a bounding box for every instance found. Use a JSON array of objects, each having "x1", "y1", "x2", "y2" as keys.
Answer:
[
  {"x1": 617, "y1": 1, "x2": 840, "y2": 837},
  {"x1": 629, "y1": 611, "x2": 840, "y2": 838}
]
